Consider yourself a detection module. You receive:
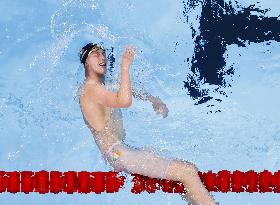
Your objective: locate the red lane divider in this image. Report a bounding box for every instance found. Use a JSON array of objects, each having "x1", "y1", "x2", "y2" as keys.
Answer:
[{"x1": 0, "y1": 170, "x2": 280, "y2": 194}]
